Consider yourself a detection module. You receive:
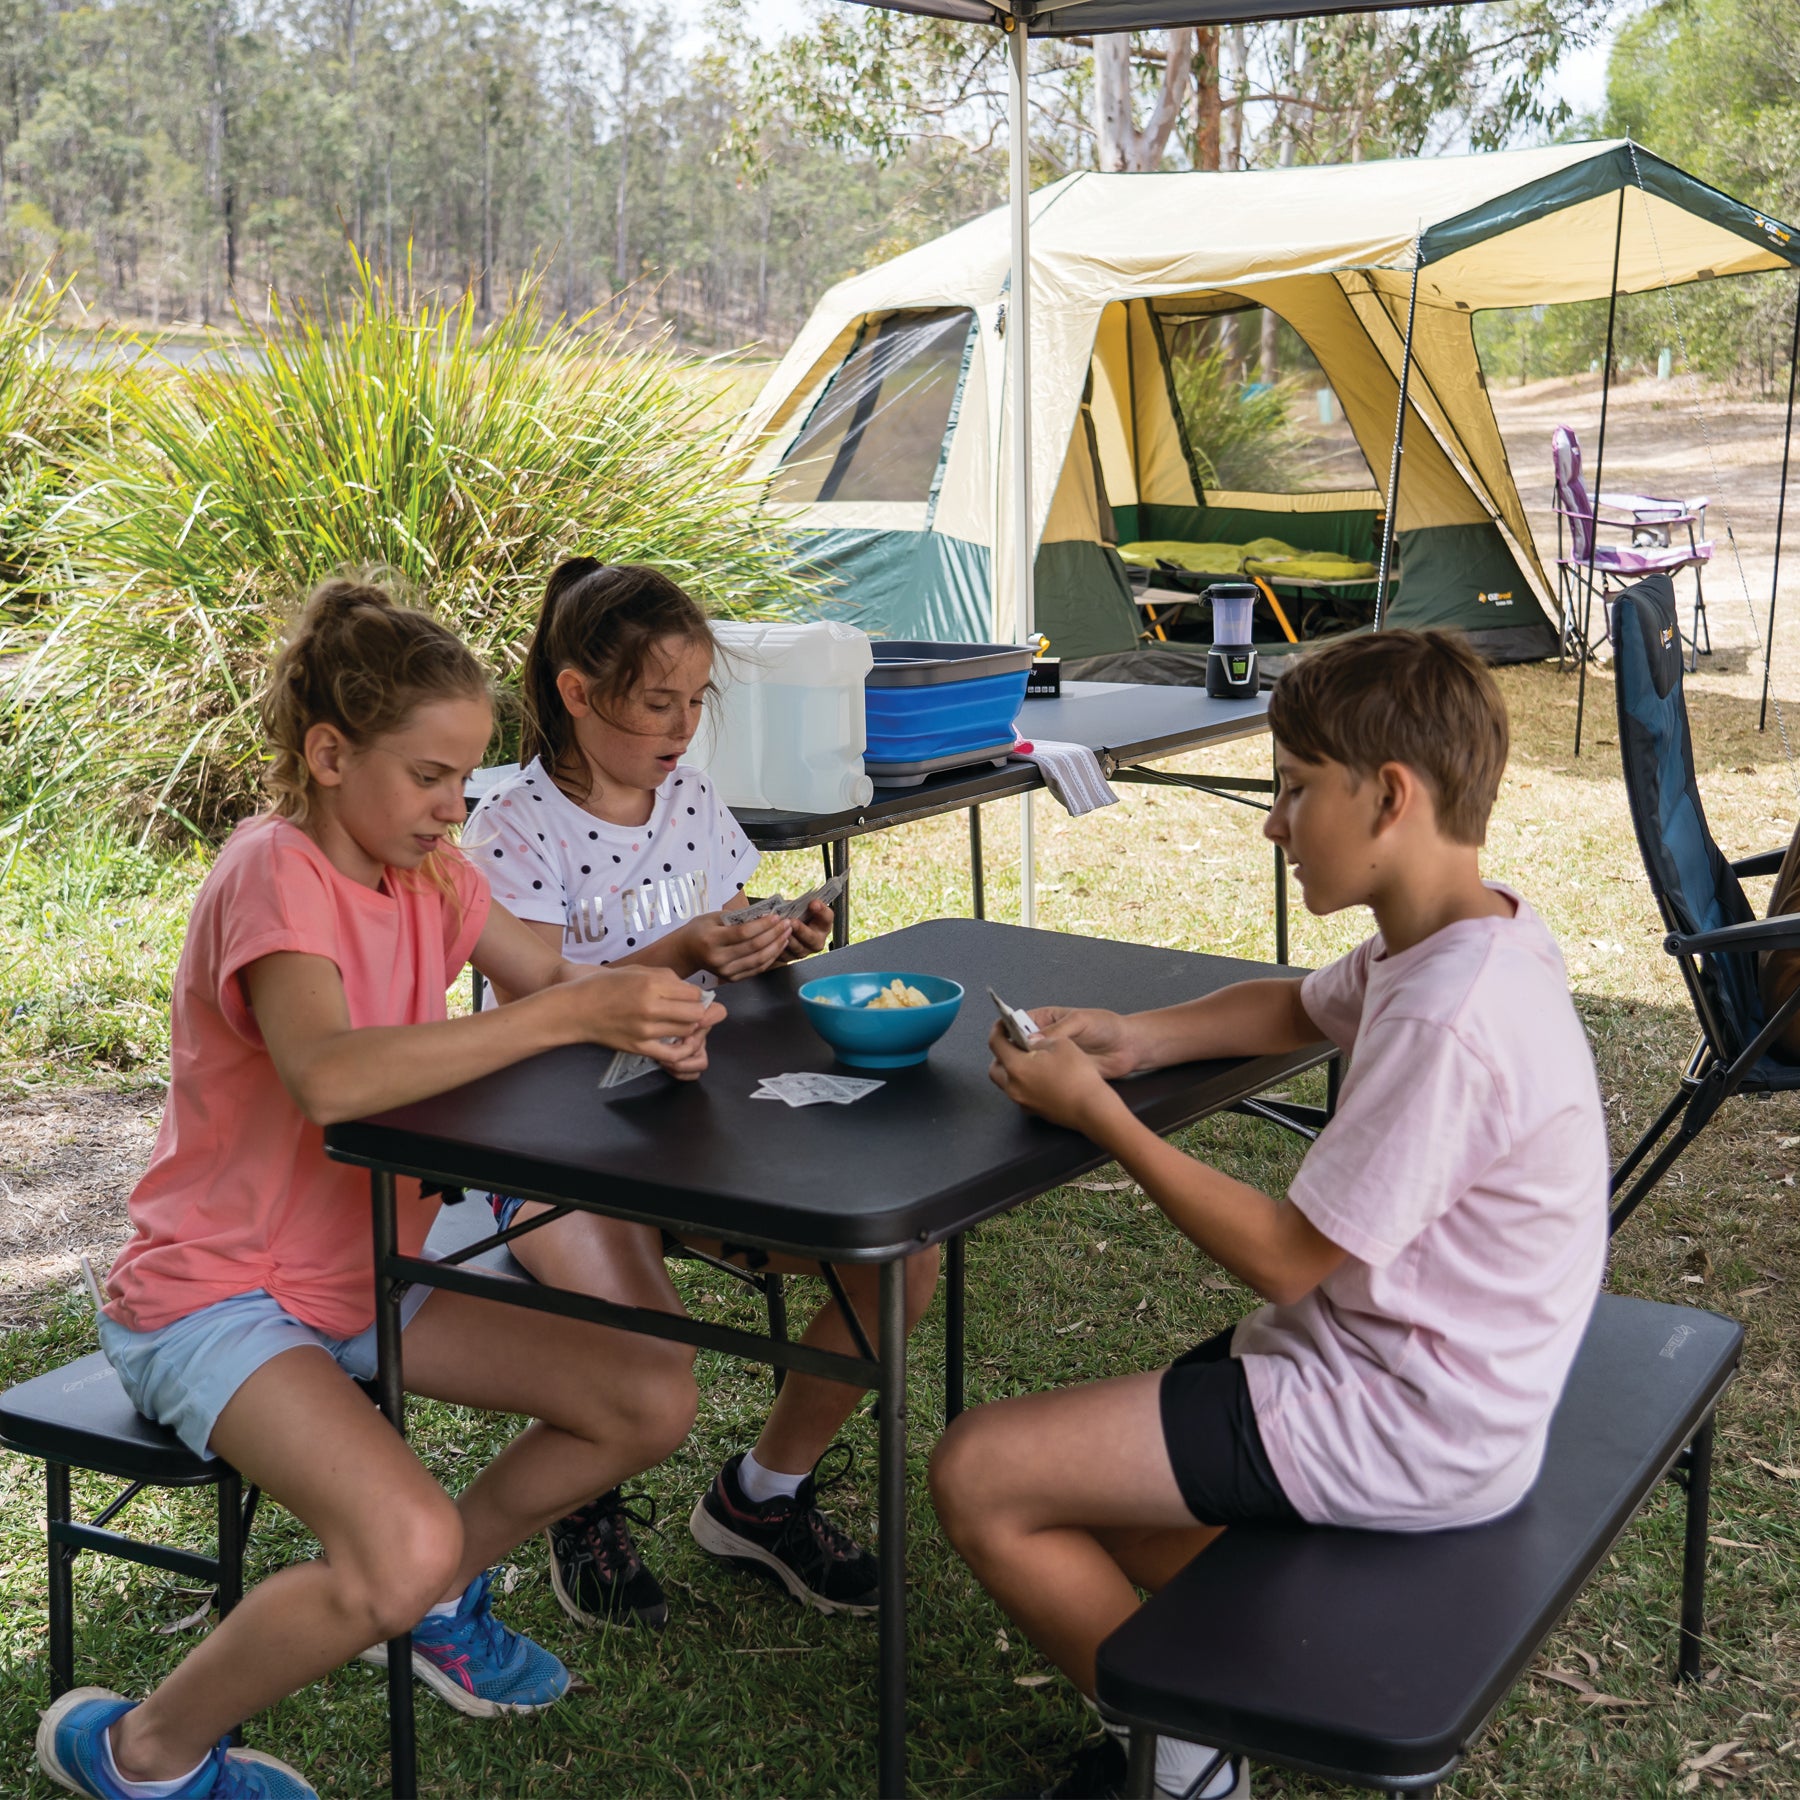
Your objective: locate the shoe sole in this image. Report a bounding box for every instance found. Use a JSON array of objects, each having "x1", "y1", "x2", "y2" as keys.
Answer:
[
  {"x1": 546, "y1": 1532, "x2": 669, "y2": 1632},
  {"x1": 688, "y1": 1497, "x2": 878, "y2": 1617},
  {"x1": 37, "y1": 1691, "x2": 314, "y2": 1798},
  {"x1": 36, "y1": 1687, "x2": 124, "y2": 1798},
  {"x1": 356, "y1": 1642, "x2": 565, "y2": 1719}
]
